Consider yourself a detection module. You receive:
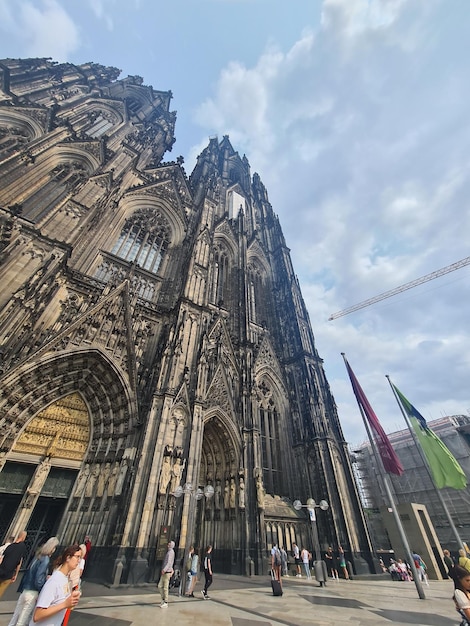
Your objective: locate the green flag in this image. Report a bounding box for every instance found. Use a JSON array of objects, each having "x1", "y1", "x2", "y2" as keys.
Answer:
[{"x1": 392, "y1": 383, "x2": 467, "y2": 490}]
